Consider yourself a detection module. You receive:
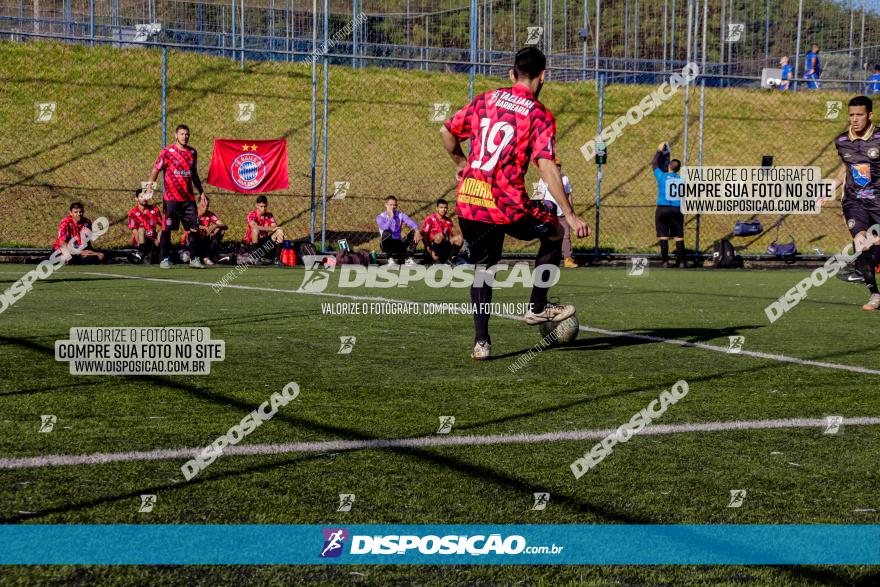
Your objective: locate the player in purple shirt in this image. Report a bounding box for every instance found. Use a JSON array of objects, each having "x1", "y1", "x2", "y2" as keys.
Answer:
[{"x1": 376, "y1": 196, "x2": 422, "y2": 265}]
